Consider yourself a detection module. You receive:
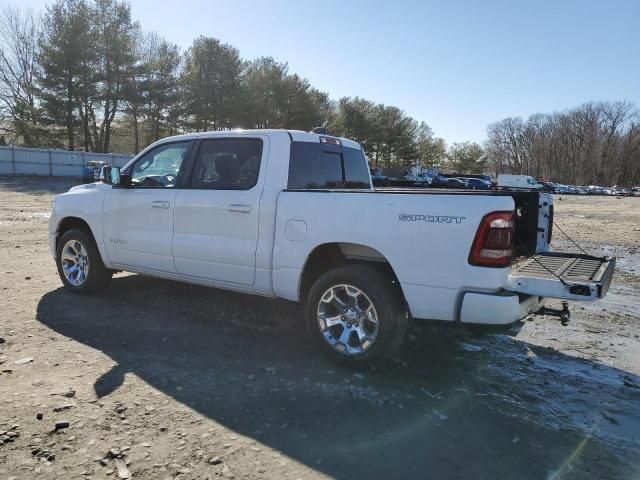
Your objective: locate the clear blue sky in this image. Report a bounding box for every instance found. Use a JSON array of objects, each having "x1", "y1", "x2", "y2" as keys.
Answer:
[{"x1": 8, "y1": 0, "x2": 640, "y2": 144}]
